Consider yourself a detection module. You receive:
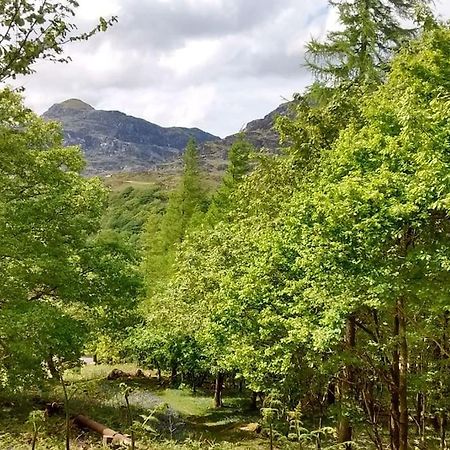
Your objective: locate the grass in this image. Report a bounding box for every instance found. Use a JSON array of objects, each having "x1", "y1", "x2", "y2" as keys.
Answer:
[
  {"x1": 0, "y1": 364, "x2": 269, "y2": 450},
  {"x1": 102, "y1": 169, "x2": 223, "y2": 193},
  {"x1": 0, "y1": 364, "x2": 400, "y2": 449}
]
